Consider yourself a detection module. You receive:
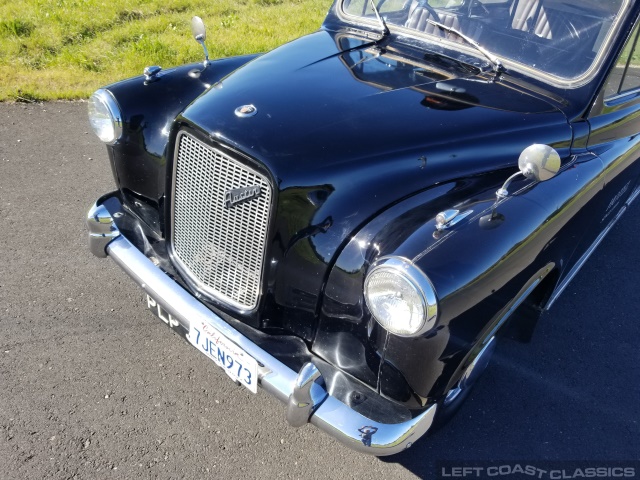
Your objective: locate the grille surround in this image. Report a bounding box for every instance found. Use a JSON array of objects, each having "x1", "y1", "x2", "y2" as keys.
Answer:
[{"x1": 170, "y1": 131, "x2": 273, "y2": 311}]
